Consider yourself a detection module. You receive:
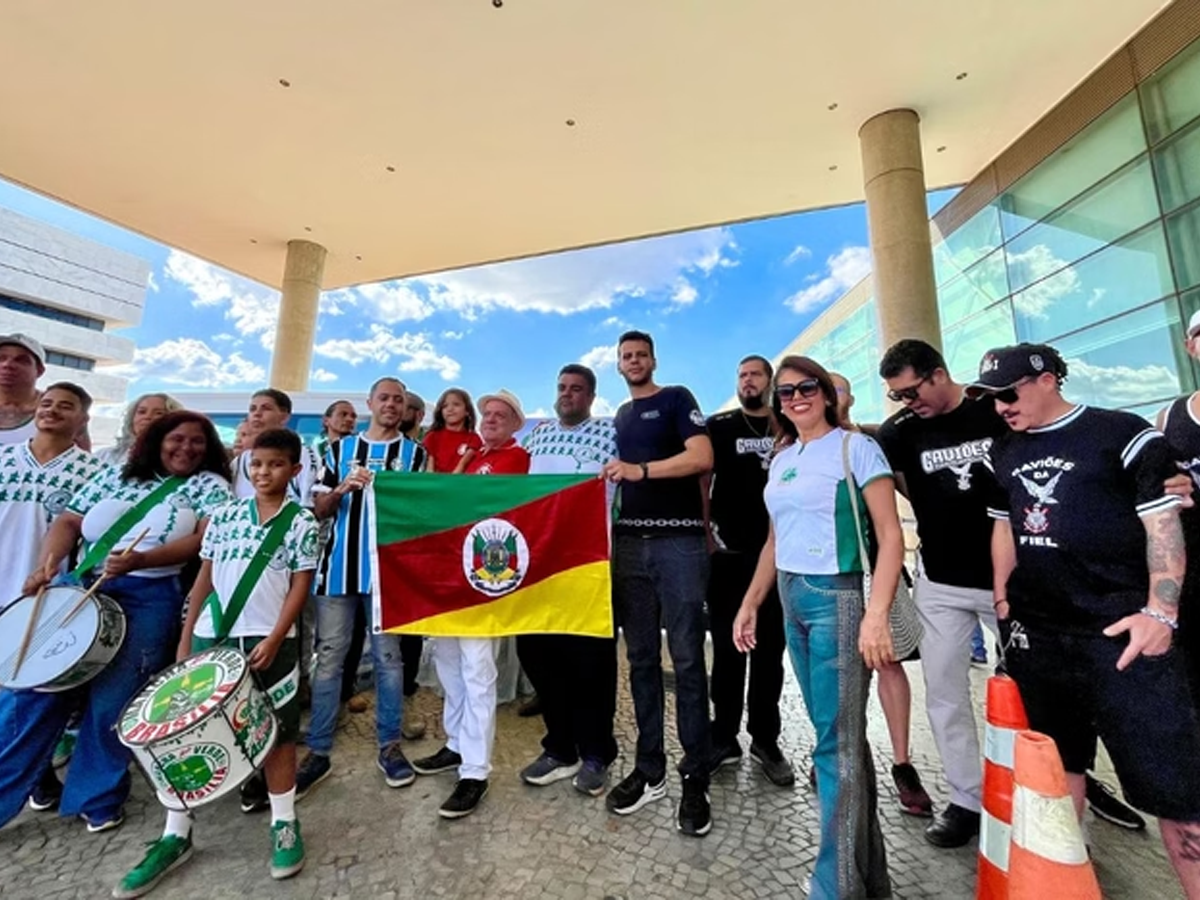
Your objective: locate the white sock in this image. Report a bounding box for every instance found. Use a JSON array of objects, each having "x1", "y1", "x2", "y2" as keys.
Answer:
[
  {"x1": 163, "y1": 810, "x2": 193, "y2": 840},
  {"x1": 269, "y1": 788, "x2": 296, "y2": 823}
]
